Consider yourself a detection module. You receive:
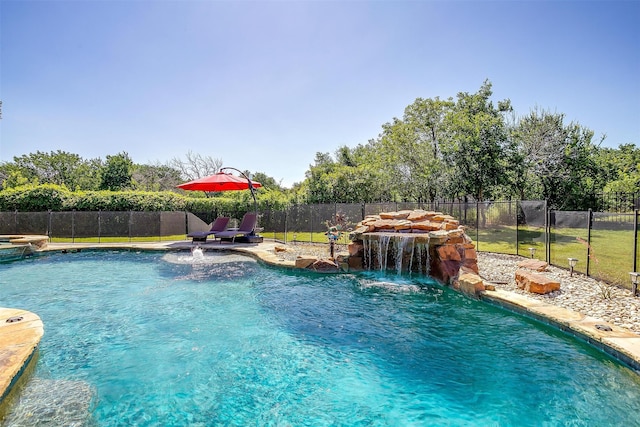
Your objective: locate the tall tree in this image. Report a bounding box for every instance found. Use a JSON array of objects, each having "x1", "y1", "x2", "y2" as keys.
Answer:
[
  {"x1": 598, "y1": 143, "x2": 640, "y2": 194},
  {"x1": 513, "y1": 108, "x2": 602, "y2": 209},
  {"x1": 302, "y1": 150, "x2": 389, "y2": 203},
  {"x1": 441, "y1": 80, "x2": 513, "y2": 202},
  {"x1": 249, "y1": 171, "x2": 284, "y2": 191},
  {"x1": 375, "y1": 96, "x2": 454, "y2": 202},
  {"x1": 132, "y1": 162, "x2": 183, "y2": 191},
  {"x1": 100, "y1": 152, "x2": 134, "y2": 191},
  {"x1": 3, "y1": 150, "x2": 99, "y2": 190}
]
